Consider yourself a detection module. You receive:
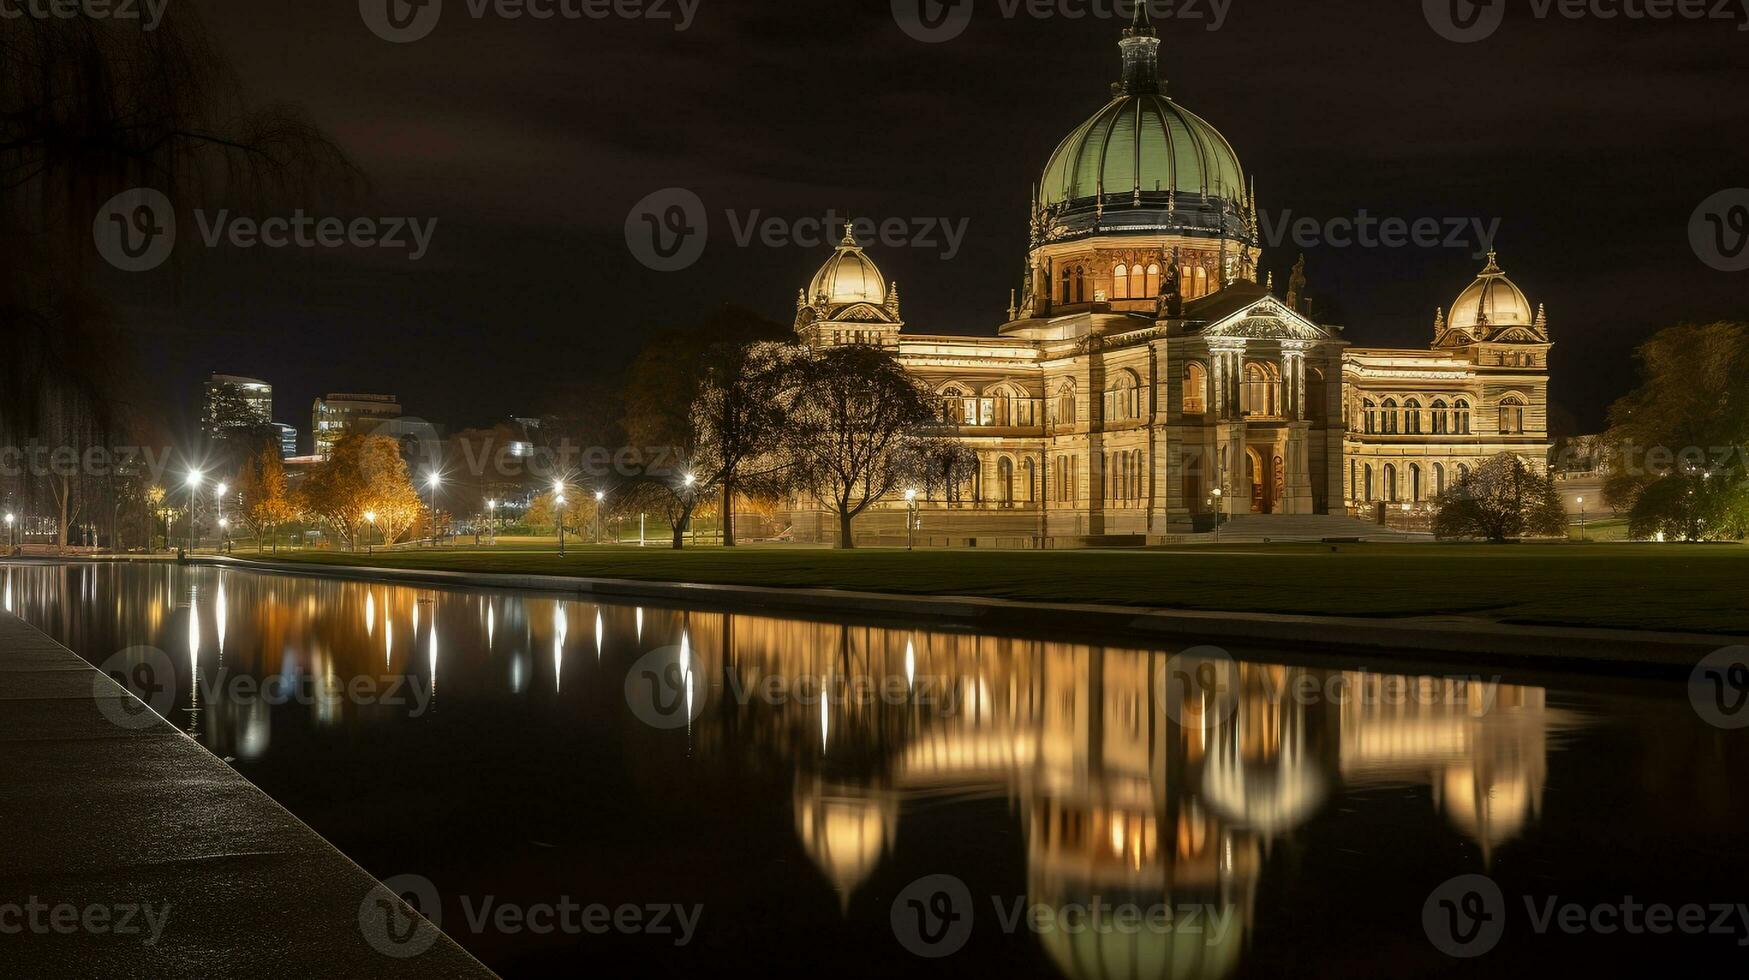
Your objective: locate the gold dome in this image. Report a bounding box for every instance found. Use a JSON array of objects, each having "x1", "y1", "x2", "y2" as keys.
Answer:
[
  {"x1": 1448, "y1": 252, "x2": 1534, "y2": 333},
  {"x1": 807, "y1": 231, "x2": 888, "y2": 308}
]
